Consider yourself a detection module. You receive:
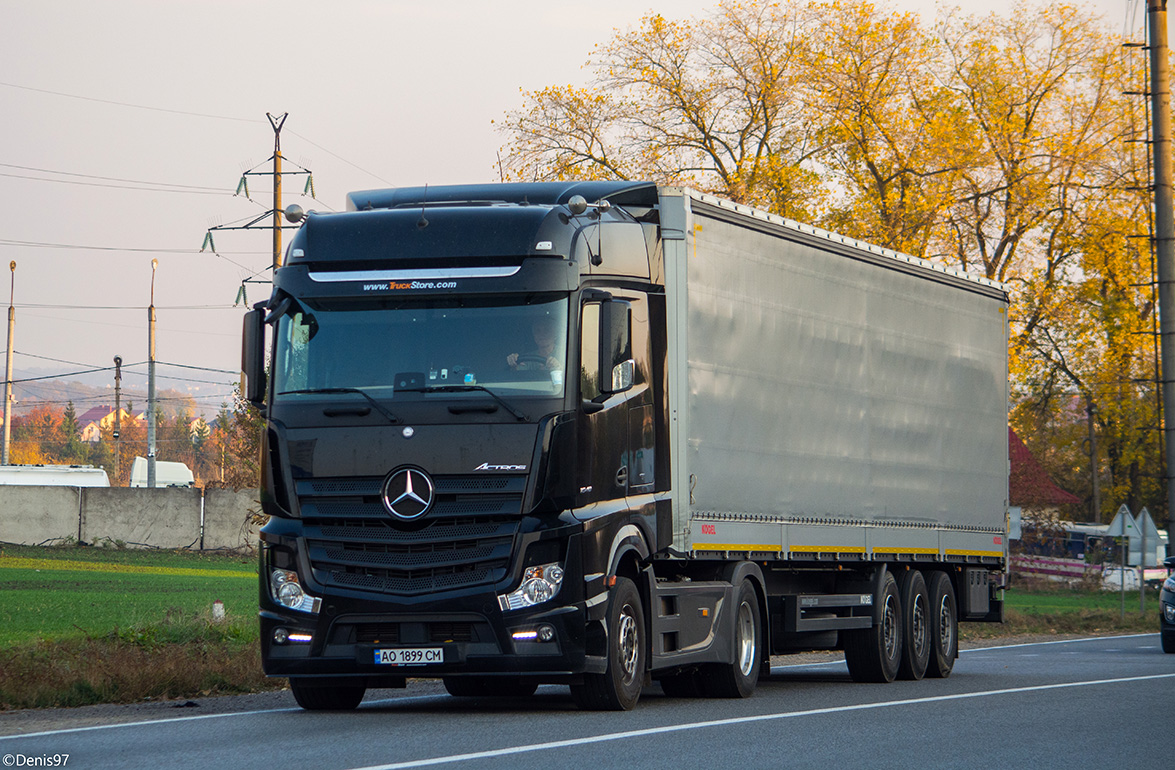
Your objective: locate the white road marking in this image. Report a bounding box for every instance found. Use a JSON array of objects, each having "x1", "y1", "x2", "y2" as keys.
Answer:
[
  {"x1": 0, "y1": 695, "x2": 440, "y2": 741},
  {"x1": 0, "y1": 633, "x2": 1161, "y2": 742},
  {"x1": 957, "y1": 633, "x2": 1153, "y2": 653},
  {"x1": 348, "y1": 672, "x2": 1175, "y2": 770}
]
